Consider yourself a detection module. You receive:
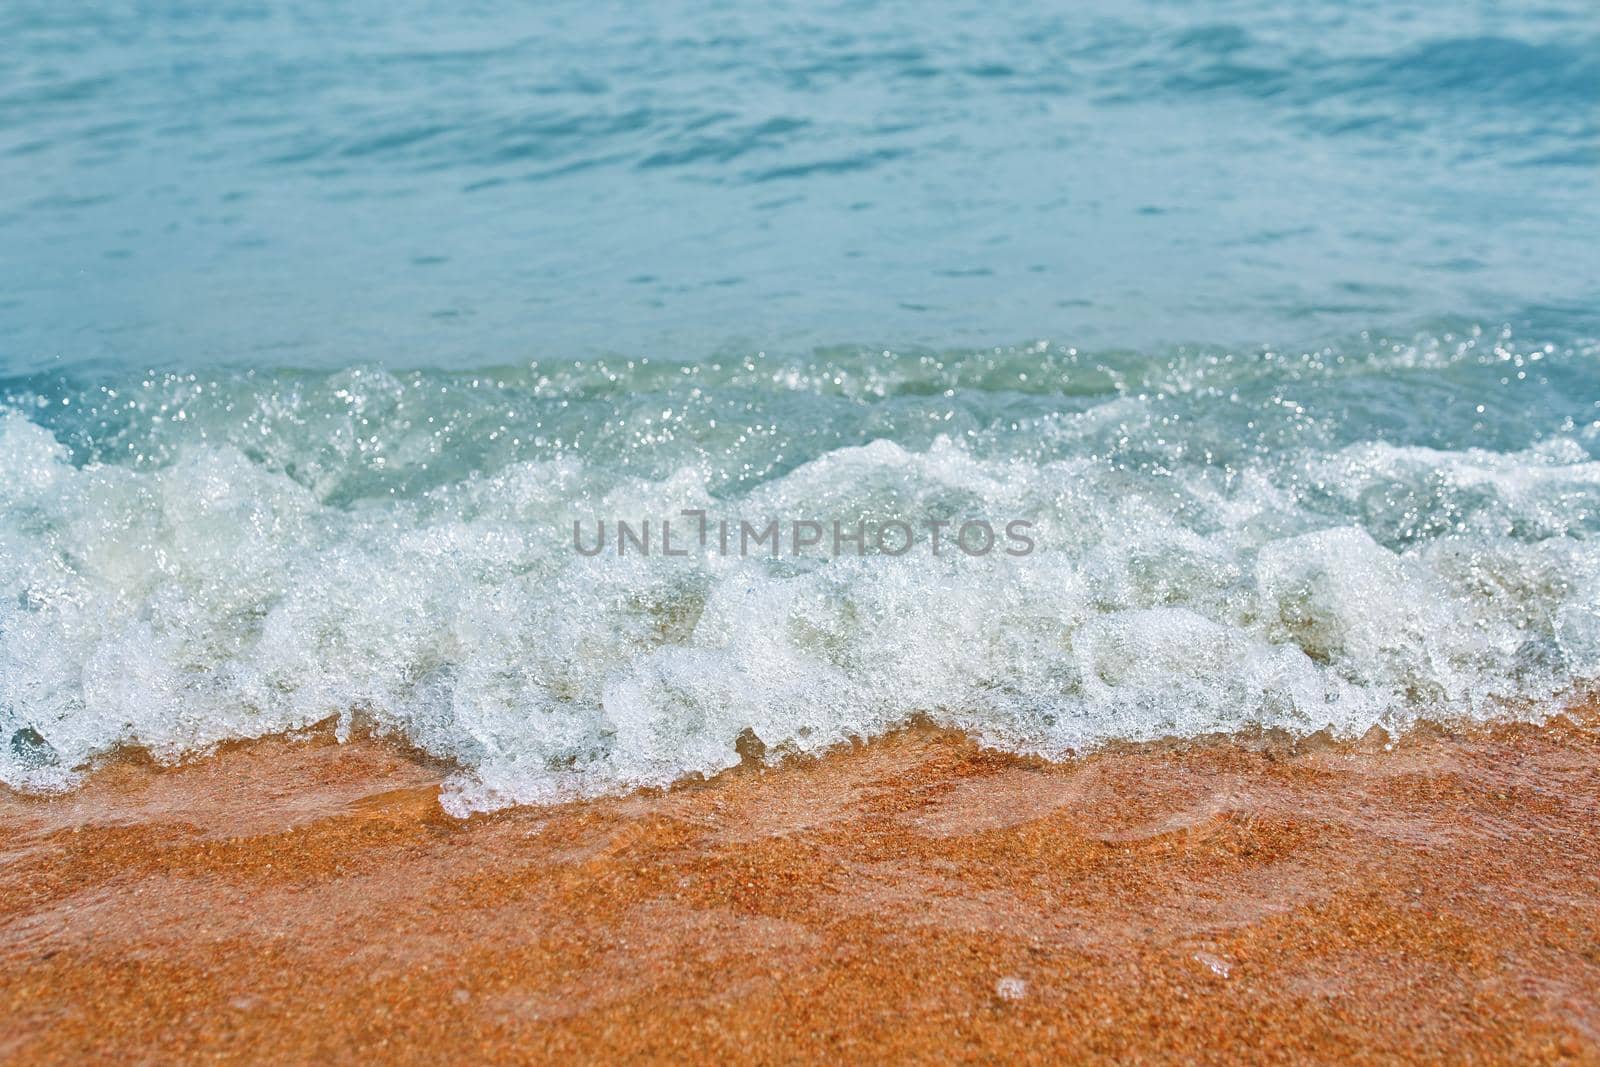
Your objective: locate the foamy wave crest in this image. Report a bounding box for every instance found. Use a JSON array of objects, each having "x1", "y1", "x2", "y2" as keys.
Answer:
[{"x1": 3, "y1": 400, "x2": 1597, "y2": 813}]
